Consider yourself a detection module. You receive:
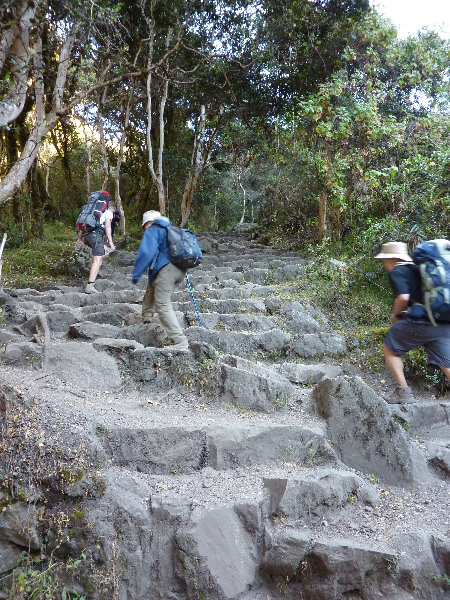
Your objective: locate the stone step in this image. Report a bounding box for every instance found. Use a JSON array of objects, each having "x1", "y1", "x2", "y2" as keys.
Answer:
[
  {"x1": 29, "y1": 289, "x2": 142, "y2": 308},
  {"x1": 174, "y1": 285, "x2": 277, "y2": 302},
  {"x1": 175, "y1": 297, "x2": 268, "y2": 314},
  {"x1": 185, "y1": 312, "x2": 276, "y2": 332},
  {"x1": 99, "y1": 423, "x2": 335, "y2": 475},
  {"x1": 83, "y1": 464, "x2": 450, "y2": 600},
  {"x1": 184, "y1": 326, "x2": 291, "y2": 358}
]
